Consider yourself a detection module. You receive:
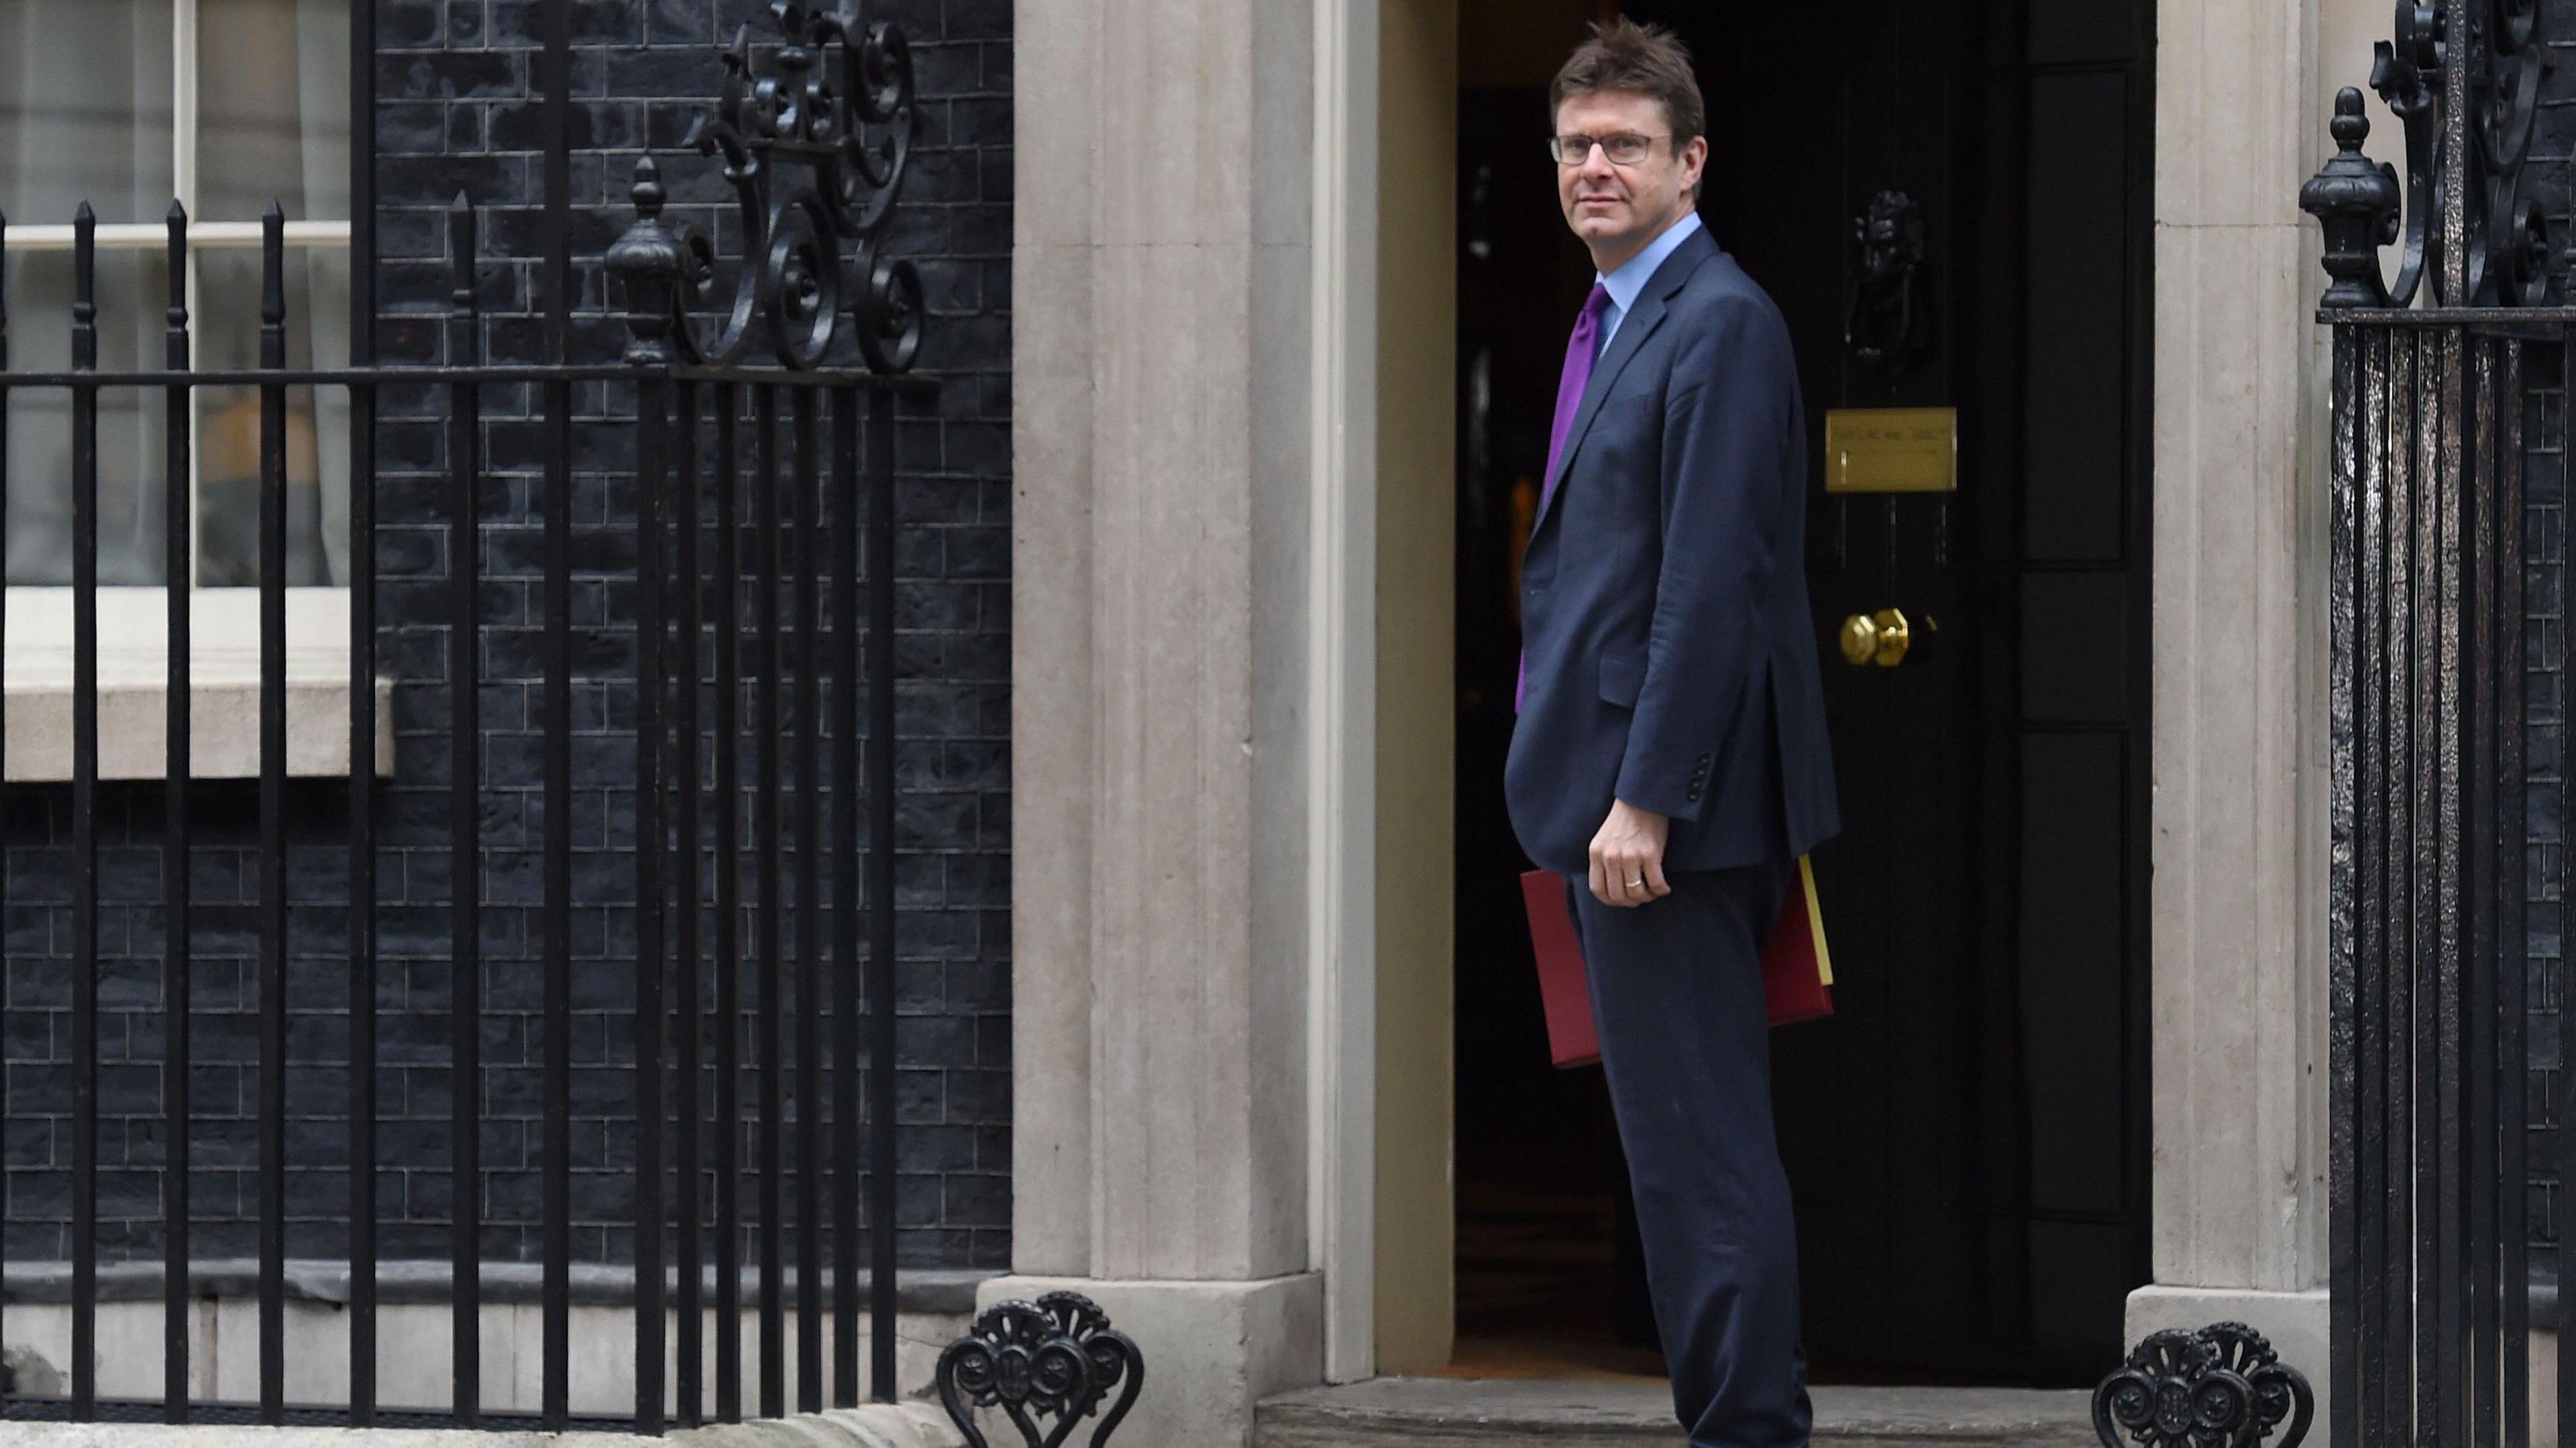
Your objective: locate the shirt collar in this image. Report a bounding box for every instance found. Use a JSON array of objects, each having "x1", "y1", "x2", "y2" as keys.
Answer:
[{"x1": 1597, "y1": 209, "x2": 1705, "y2": 320}]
